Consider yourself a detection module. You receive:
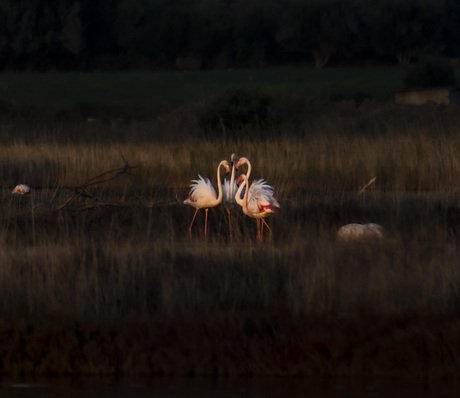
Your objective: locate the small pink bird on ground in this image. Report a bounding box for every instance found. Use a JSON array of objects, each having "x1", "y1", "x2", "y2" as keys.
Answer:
[
  {"x1": 12, "y1": 184, "x2": 31, "y2": 195},
  {"x1": 235, "y1": 173, "x2": 280, "y2": 242},
  {"x1": 184, "y1": 159, "x2": 230, "y2": 238}
]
